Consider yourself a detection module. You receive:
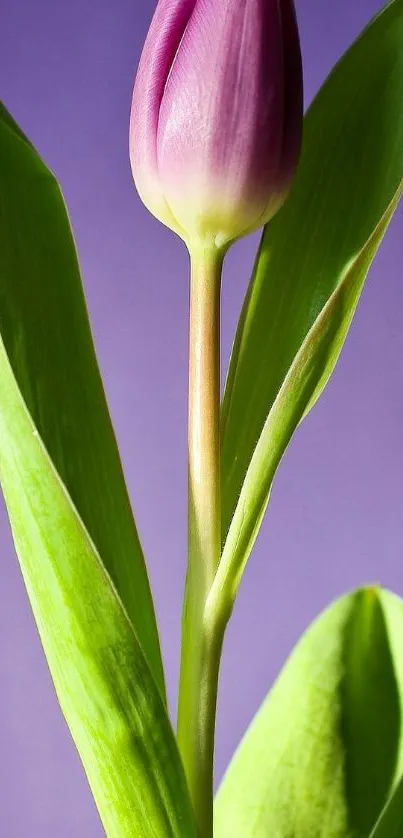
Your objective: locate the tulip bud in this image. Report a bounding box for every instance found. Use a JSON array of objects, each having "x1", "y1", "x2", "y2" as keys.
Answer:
[{"x1": 130, "y1": 0, "x2": 303, "y2": 250}]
